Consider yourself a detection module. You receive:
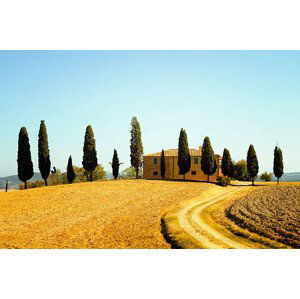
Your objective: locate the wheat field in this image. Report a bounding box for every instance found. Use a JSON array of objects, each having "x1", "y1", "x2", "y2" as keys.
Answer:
[{"x1": 0, "y1": 180, "x2": 214, "y2": 249}]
